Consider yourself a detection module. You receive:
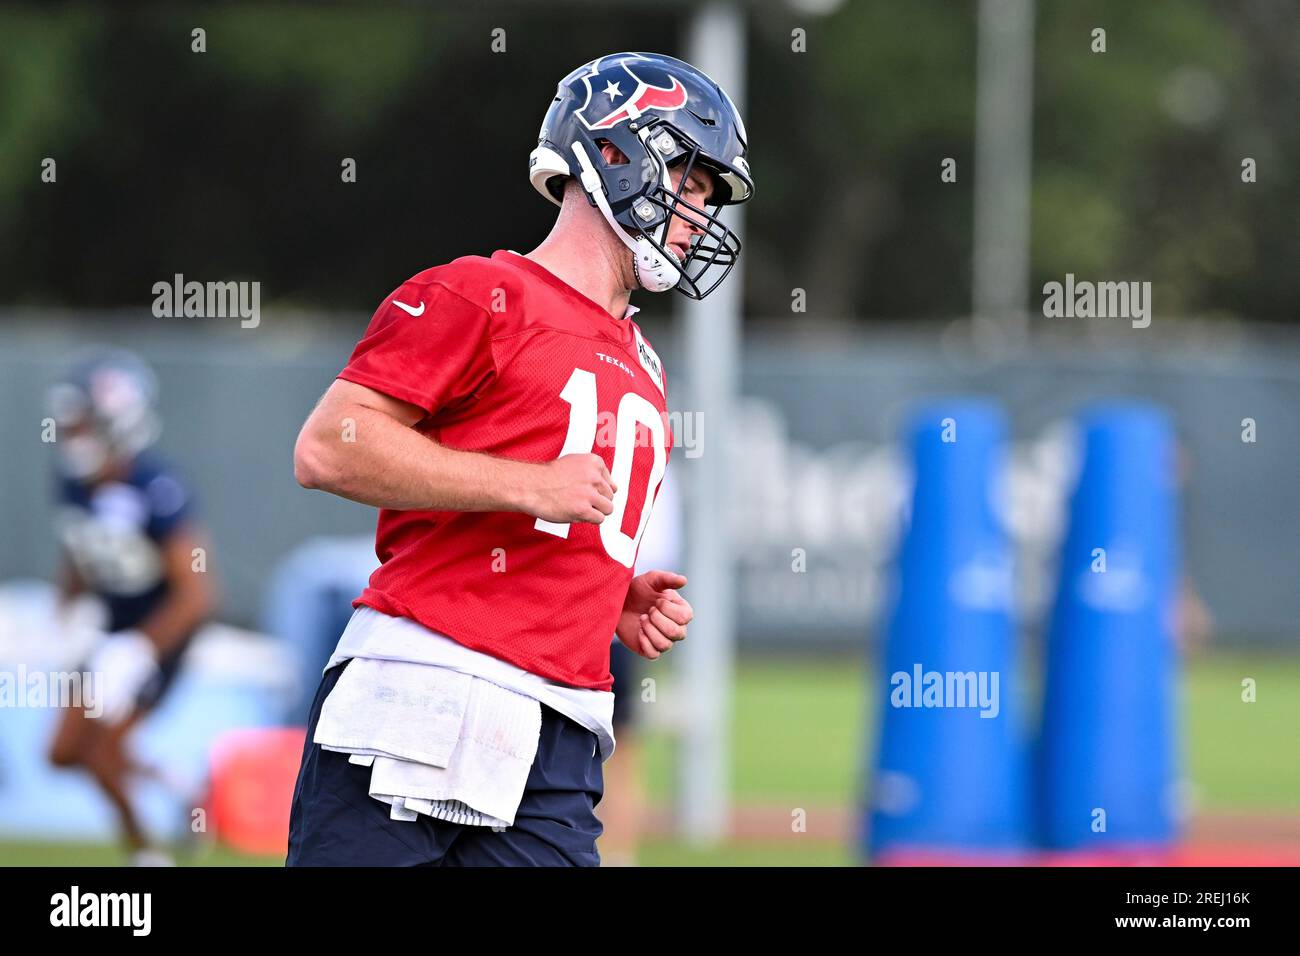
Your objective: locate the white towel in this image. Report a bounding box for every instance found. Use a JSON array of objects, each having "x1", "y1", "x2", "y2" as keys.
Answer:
[
  {"x1": 314, "y1": 658, "x2": 472, "y2": 766},
  {"x1": 315, "y1": 658, "x2": 541, "y2": 828}
]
